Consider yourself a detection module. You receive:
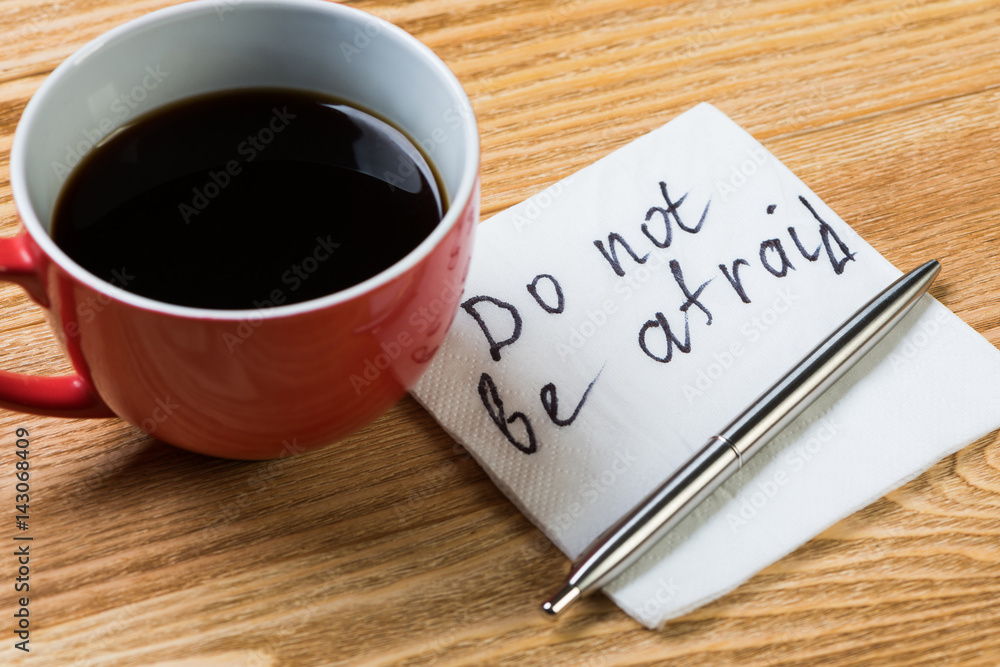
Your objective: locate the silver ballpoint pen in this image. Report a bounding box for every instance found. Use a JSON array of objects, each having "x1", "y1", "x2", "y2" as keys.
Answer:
[{"x1": 542, "y1": 260, "x2": 941, "y2": 615}]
